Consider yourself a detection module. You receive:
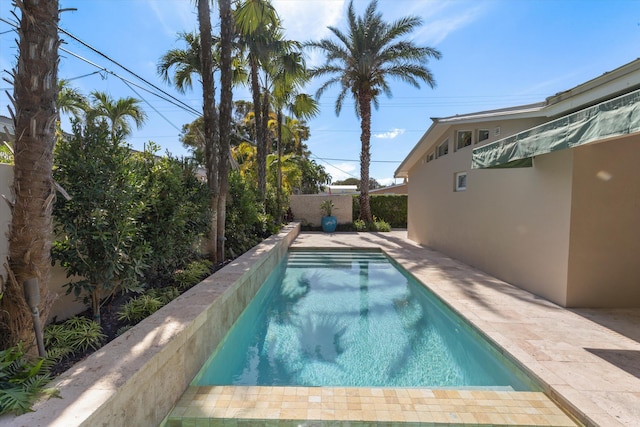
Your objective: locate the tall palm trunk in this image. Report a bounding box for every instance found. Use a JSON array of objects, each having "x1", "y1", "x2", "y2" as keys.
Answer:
[
  {"x1": 1, "y1": 0, "x2": 59, "y2": 350},
  {"x1": 358, "y1": 90, "x2": 373, "y2": 223},
  {"x1": 251, "y1": 62, "x2": 267, "y2": 204},
  {"x1": 276, "y1": 108, "x2": 283, "y2": 220},
  {"x1": 197, "y1": 0, "x2": 219, "y2": 263},
  {"x1": 217, "y1": 0, "x2": 233, "y2": 261}
]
